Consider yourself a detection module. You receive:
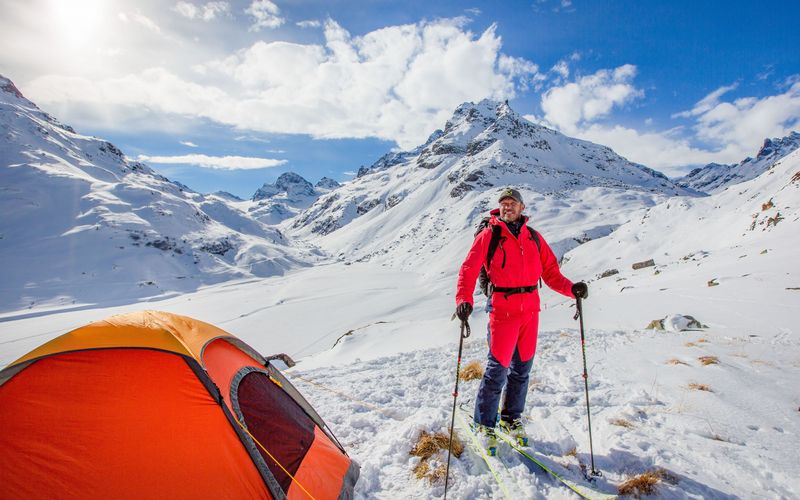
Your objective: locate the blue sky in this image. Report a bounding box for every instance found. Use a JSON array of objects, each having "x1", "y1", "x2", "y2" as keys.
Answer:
[{"x1": 1, "y1": 0, "x2": 798, "y2": 198}]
